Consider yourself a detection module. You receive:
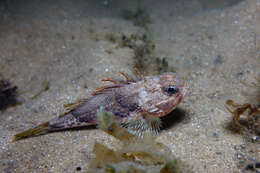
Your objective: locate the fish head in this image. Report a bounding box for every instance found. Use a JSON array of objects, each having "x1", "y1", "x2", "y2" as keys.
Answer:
[{"x1": 139, "y1": 72, "x2": 188, "y2": 117}]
